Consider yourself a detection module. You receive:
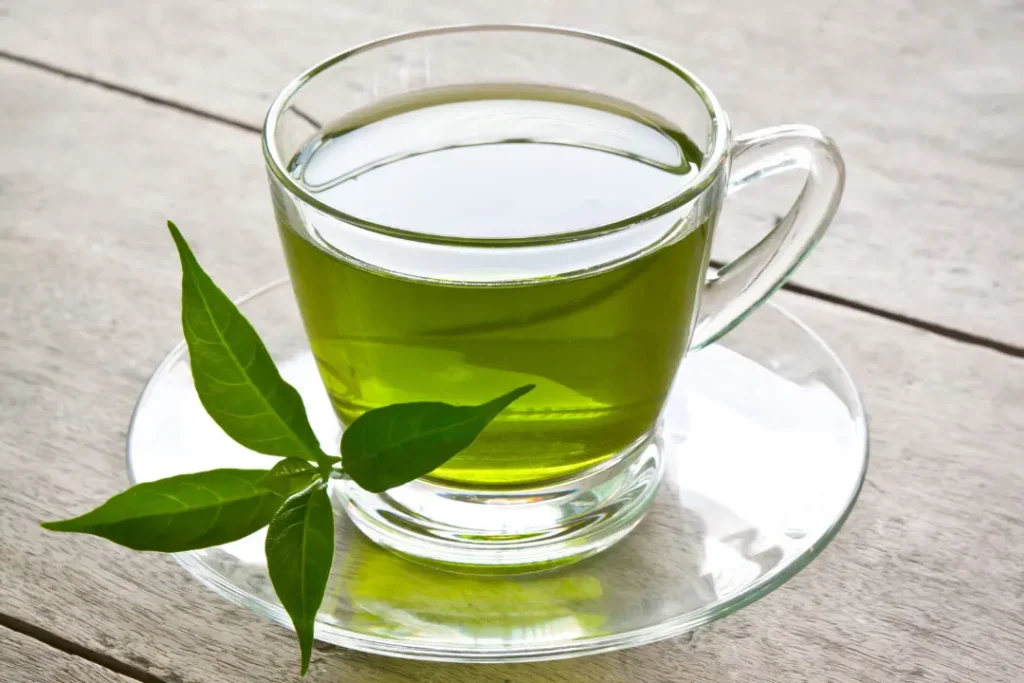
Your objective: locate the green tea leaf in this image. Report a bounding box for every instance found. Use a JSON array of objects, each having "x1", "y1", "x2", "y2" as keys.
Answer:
[
  {"x1": 341, "y1": 384, "x2": 535, "y2": 492},
  {"x1": 257, "y1": 458, "x2": 320, "y2": 497},
  {"x1": 265, "y1": 482, "x2": 334, "y2": 675},
  {"x1": 168, "y1": 221, "x2": 324, "y2": 464},
  {"x1": 41, "y1": 469, "x2": 284, "y2": 552}
]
